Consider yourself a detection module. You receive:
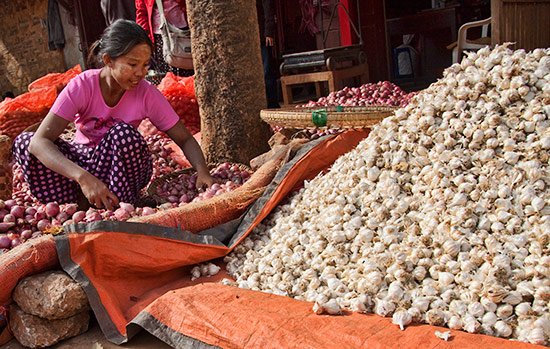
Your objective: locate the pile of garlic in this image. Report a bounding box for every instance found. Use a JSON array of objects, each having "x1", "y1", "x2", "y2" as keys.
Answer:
[{"x1": 225, "y1": 44, "x2": 549, "y2": 345}]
